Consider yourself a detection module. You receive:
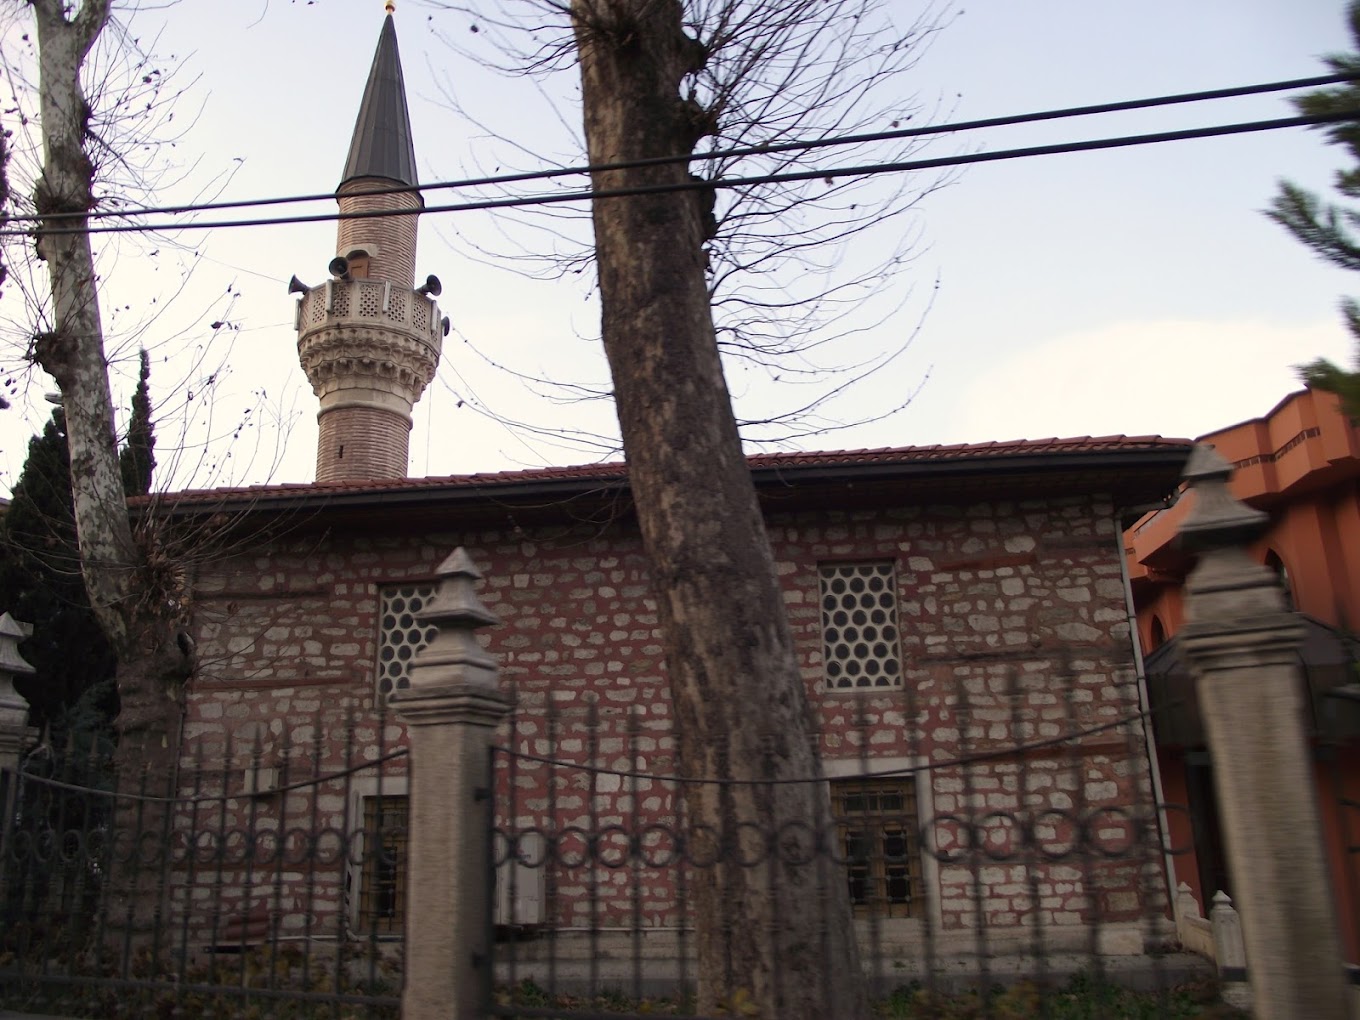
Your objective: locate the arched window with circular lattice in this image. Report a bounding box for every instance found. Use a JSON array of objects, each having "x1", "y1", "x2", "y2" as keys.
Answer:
[{"x1": 818, "y1": 561, "x2": 903, "y2": 691}]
